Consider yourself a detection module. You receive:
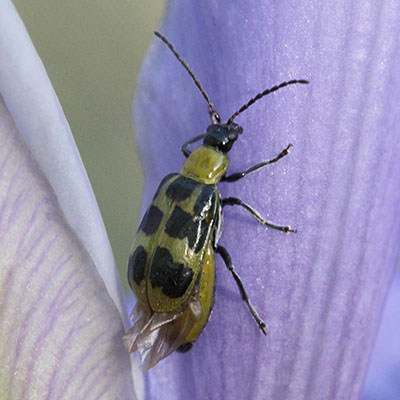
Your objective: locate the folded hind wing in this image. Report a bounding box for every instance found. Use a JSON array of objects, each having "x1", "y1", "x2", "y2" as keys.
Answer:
[{"x1": 123, "y1": 294, "x2": 202, "y2": 370}]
